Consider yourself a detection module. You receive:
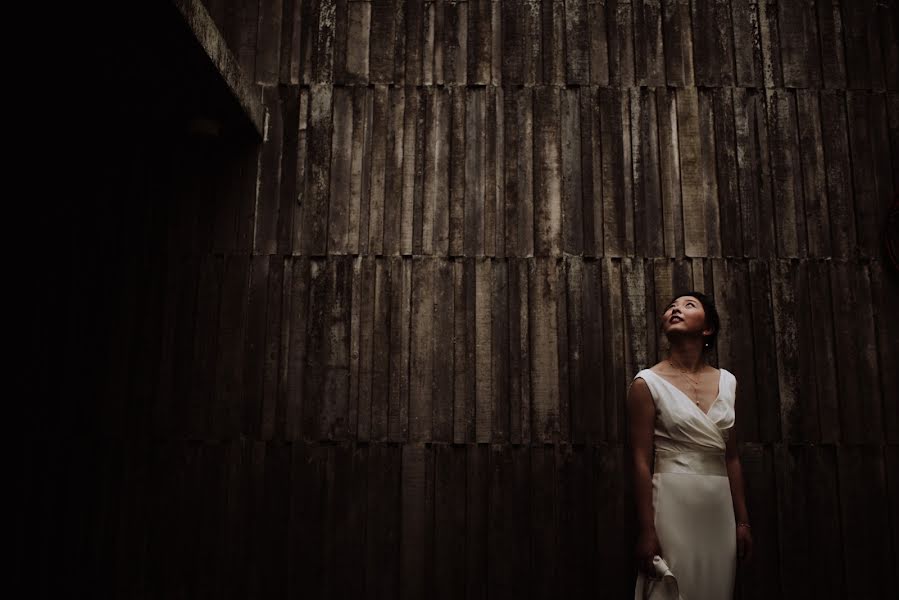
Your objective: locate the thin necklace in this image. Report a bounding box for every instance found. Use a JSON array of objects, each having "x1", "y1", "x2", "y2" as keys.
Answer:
[{"x1": 668, "y1": 359, "x2": 703, "y2": 406}]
